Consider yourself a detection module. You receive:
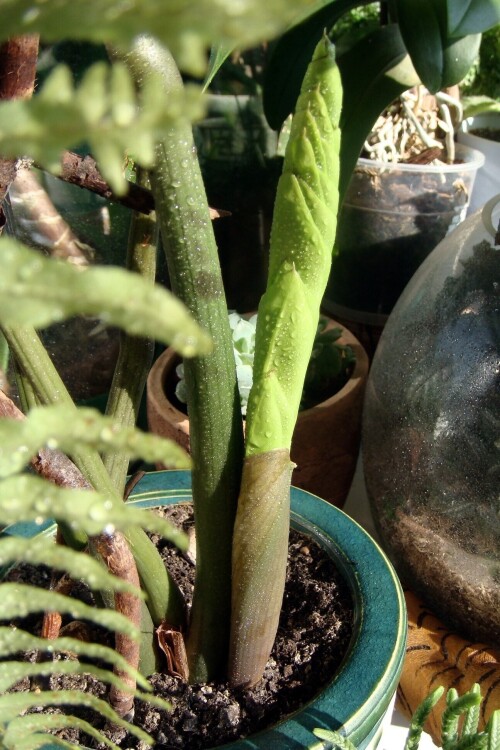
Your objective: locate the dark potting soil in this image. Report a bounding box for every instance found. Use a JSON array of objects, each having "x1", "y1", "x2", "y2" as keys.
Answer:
[{"x1": 5, "y1": 504, "x2": 354, "y2": 749}]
